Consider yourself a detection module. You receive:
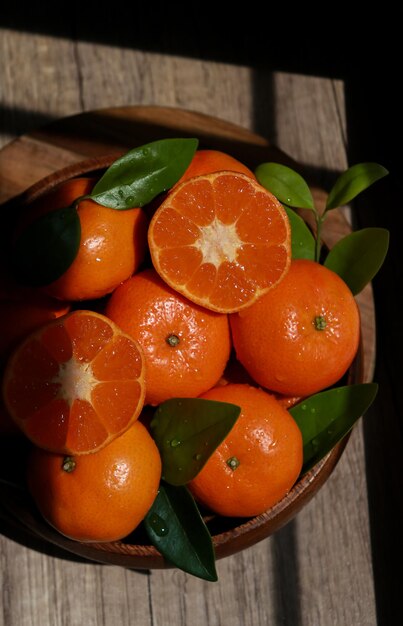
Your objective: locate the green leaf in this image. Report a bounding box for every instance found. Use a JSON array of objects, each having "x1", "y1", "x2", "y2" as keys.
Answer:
[
  {"x1": 150, "y1": 398, "x2": 241, "y2": 486},
  {"x1": 284, "y1": 206, "x2": 316, "y2": 260},
  {"x1": 11, "y1": 205, "x2": 81, "y2": 286},
  {"x1": 324, "y1": 228, "x2": 389, "y2": 295},
  {"x1": 144, "y1": 482, "x2": 217, "y2": 581},
  {"x1": 90, "y1": 138, "x2": 198, "y2": 209},
  {"x1": 255, "y1": 162, "x2": 315, "y2": 210},
  {"x1": 326, "y1": 162, "x2": 389, "y2": 210},
  {"x1": 290, "y1": 383, "x2": 378, "y2": 473}
]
